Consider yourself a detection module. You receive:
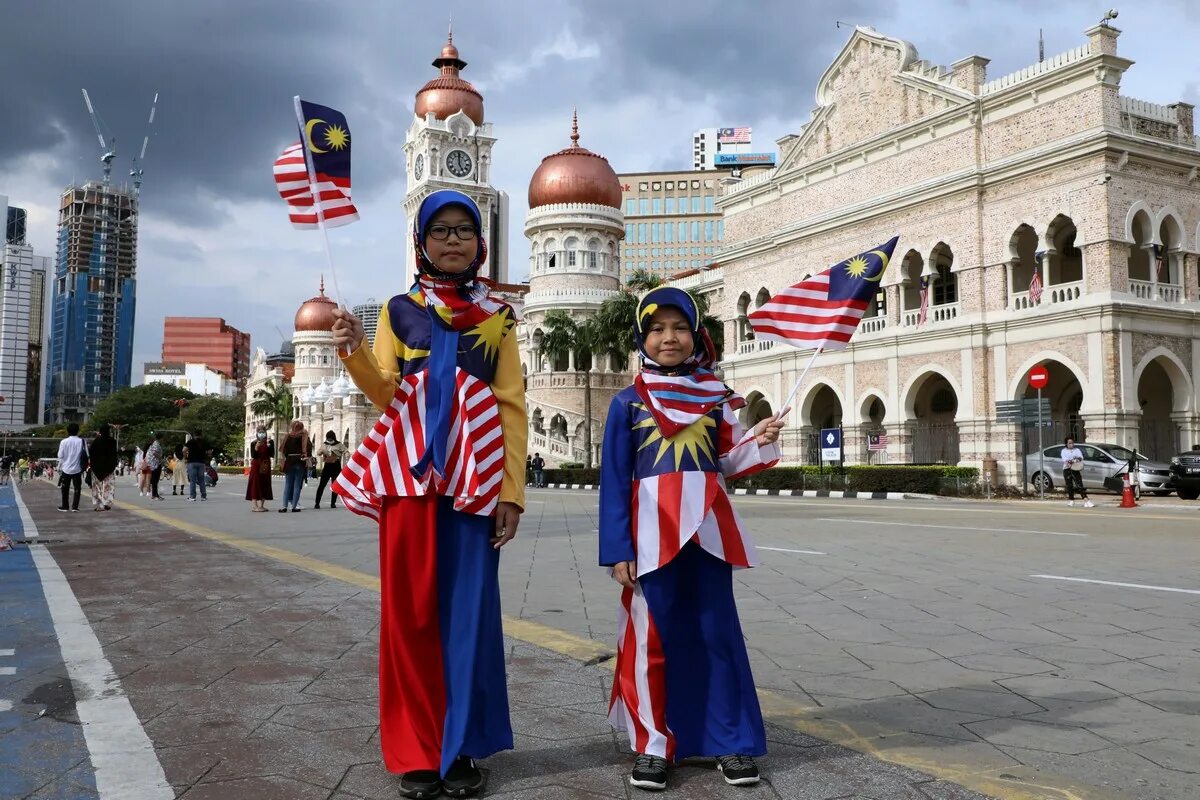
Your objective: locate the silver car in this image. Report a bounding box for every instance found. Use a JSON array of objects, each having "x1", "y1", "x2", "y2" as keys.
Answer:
[{"x1": 1025, "y1": 442, "x2": 1172, "y2": 497}]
